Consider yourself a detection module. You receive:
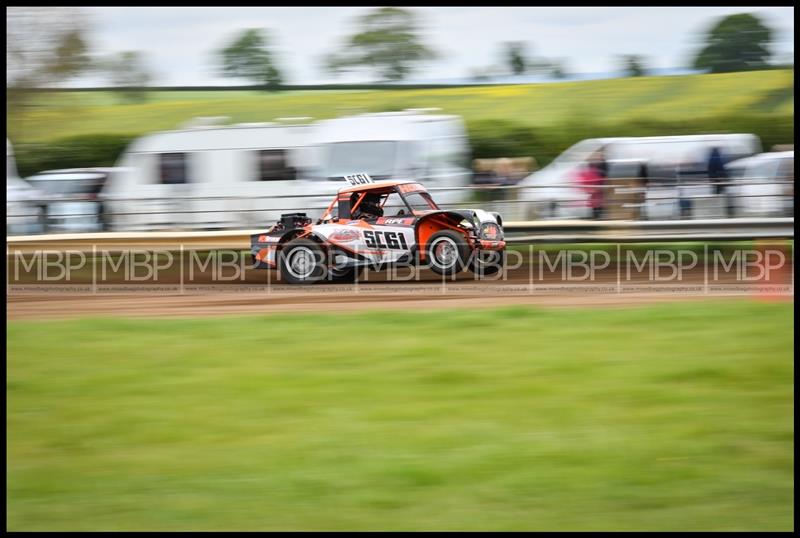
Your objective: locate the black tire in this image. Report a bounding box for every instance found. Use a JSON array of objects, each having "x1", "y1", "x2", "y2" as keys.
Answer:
[
  {"x1": 278, "y1": 239, "x2": 326, "y2": 285},
  {"x1": 327, "y1": 265, "x2": 364, "y2": 284},
  {"x1": 426, "y1": 230, "x2": 470, "y2": 276},
  {"x1": 469, "y1": 249, "x2": 506, "y2": 278},
  {"x1": 325, "y1": 248, "x2": 363, "y2": 283}
]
